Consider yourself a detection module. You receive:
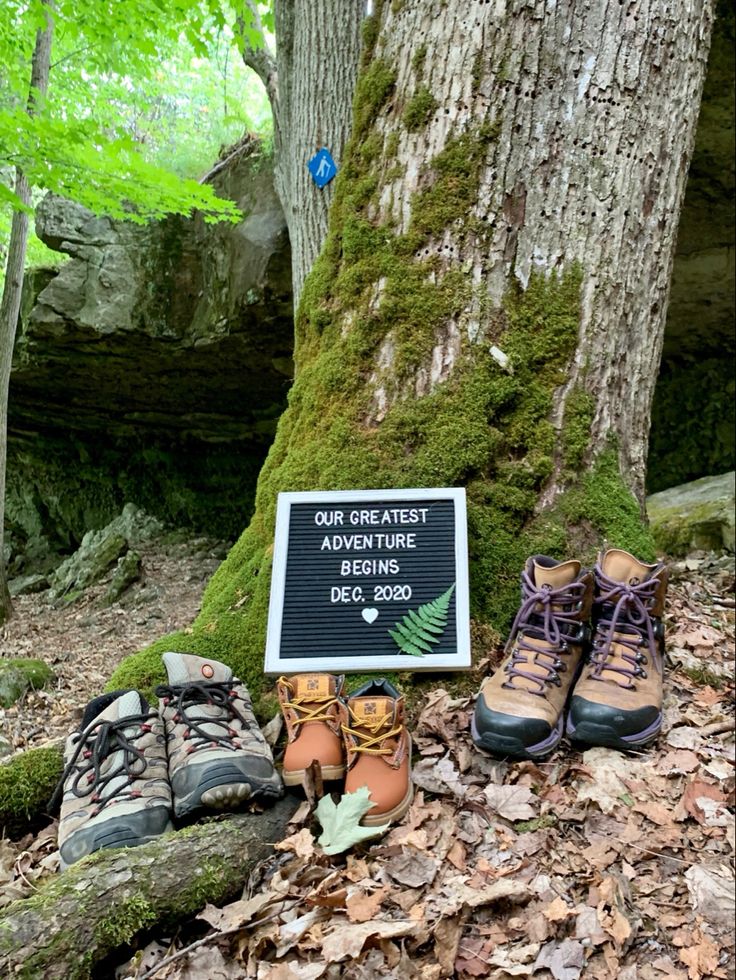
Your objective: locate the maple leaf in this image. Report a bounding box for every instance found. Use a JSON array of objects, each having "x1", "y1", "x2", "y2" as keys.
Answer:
[{"x1": 315, "y1": 787, "x2": 389, "y2": 855}]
